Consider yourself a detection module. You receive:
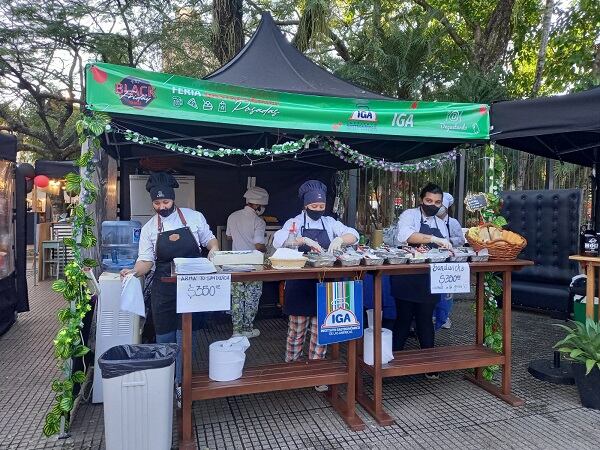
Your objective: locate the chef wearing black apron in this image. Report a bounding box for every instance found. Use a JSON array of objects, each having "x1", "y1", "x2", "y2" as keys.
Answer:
[
  {"x1": 272, "y1": 180, "x2": 359, "y2": 366},
  {"x1": 390, "y1": 183, "x2": 452, "y2": 364},
  {"x1": 121, "y1": 172, "x2": 219, "y2": 385}
]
